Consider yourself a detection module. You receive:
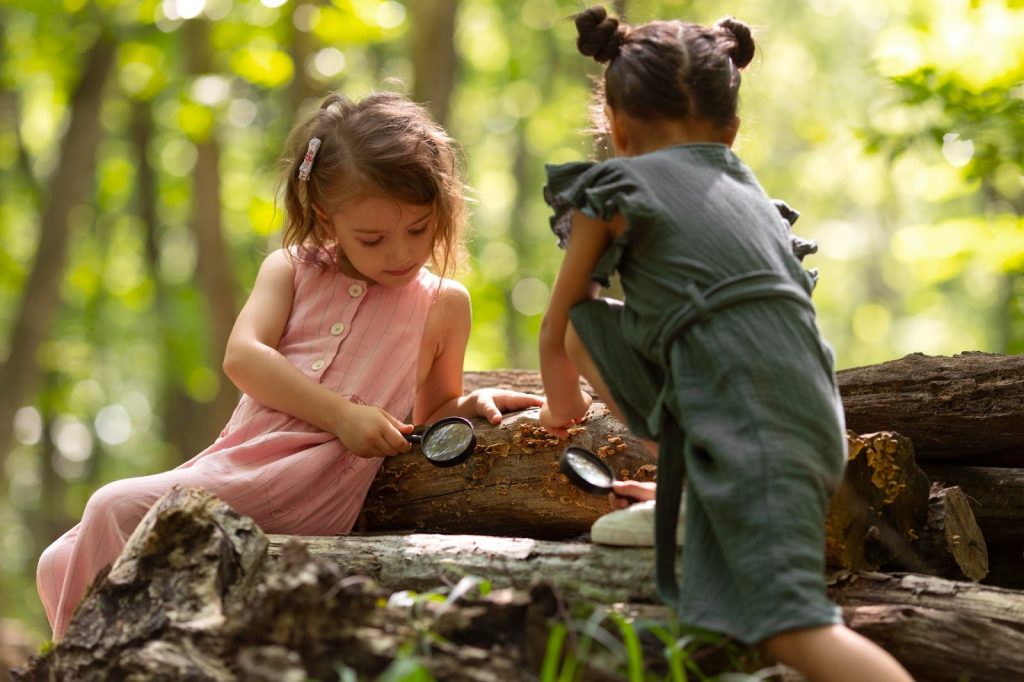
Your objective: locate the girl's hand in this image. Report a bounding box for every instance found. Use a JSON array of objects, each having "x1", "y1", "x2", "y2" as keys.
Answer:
[
  {"x1": 336, "y1": 402, "x2": 414, "y2": 458},
  {"x1": 468, "y1": 388, "x2": 545, "y2": 425},
  {"x1": 539, "y1": 391, "x2": 592, "y2": 439},
  {"x1": 609, "y1": 480, "x2": 657, "y2": 509}
]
